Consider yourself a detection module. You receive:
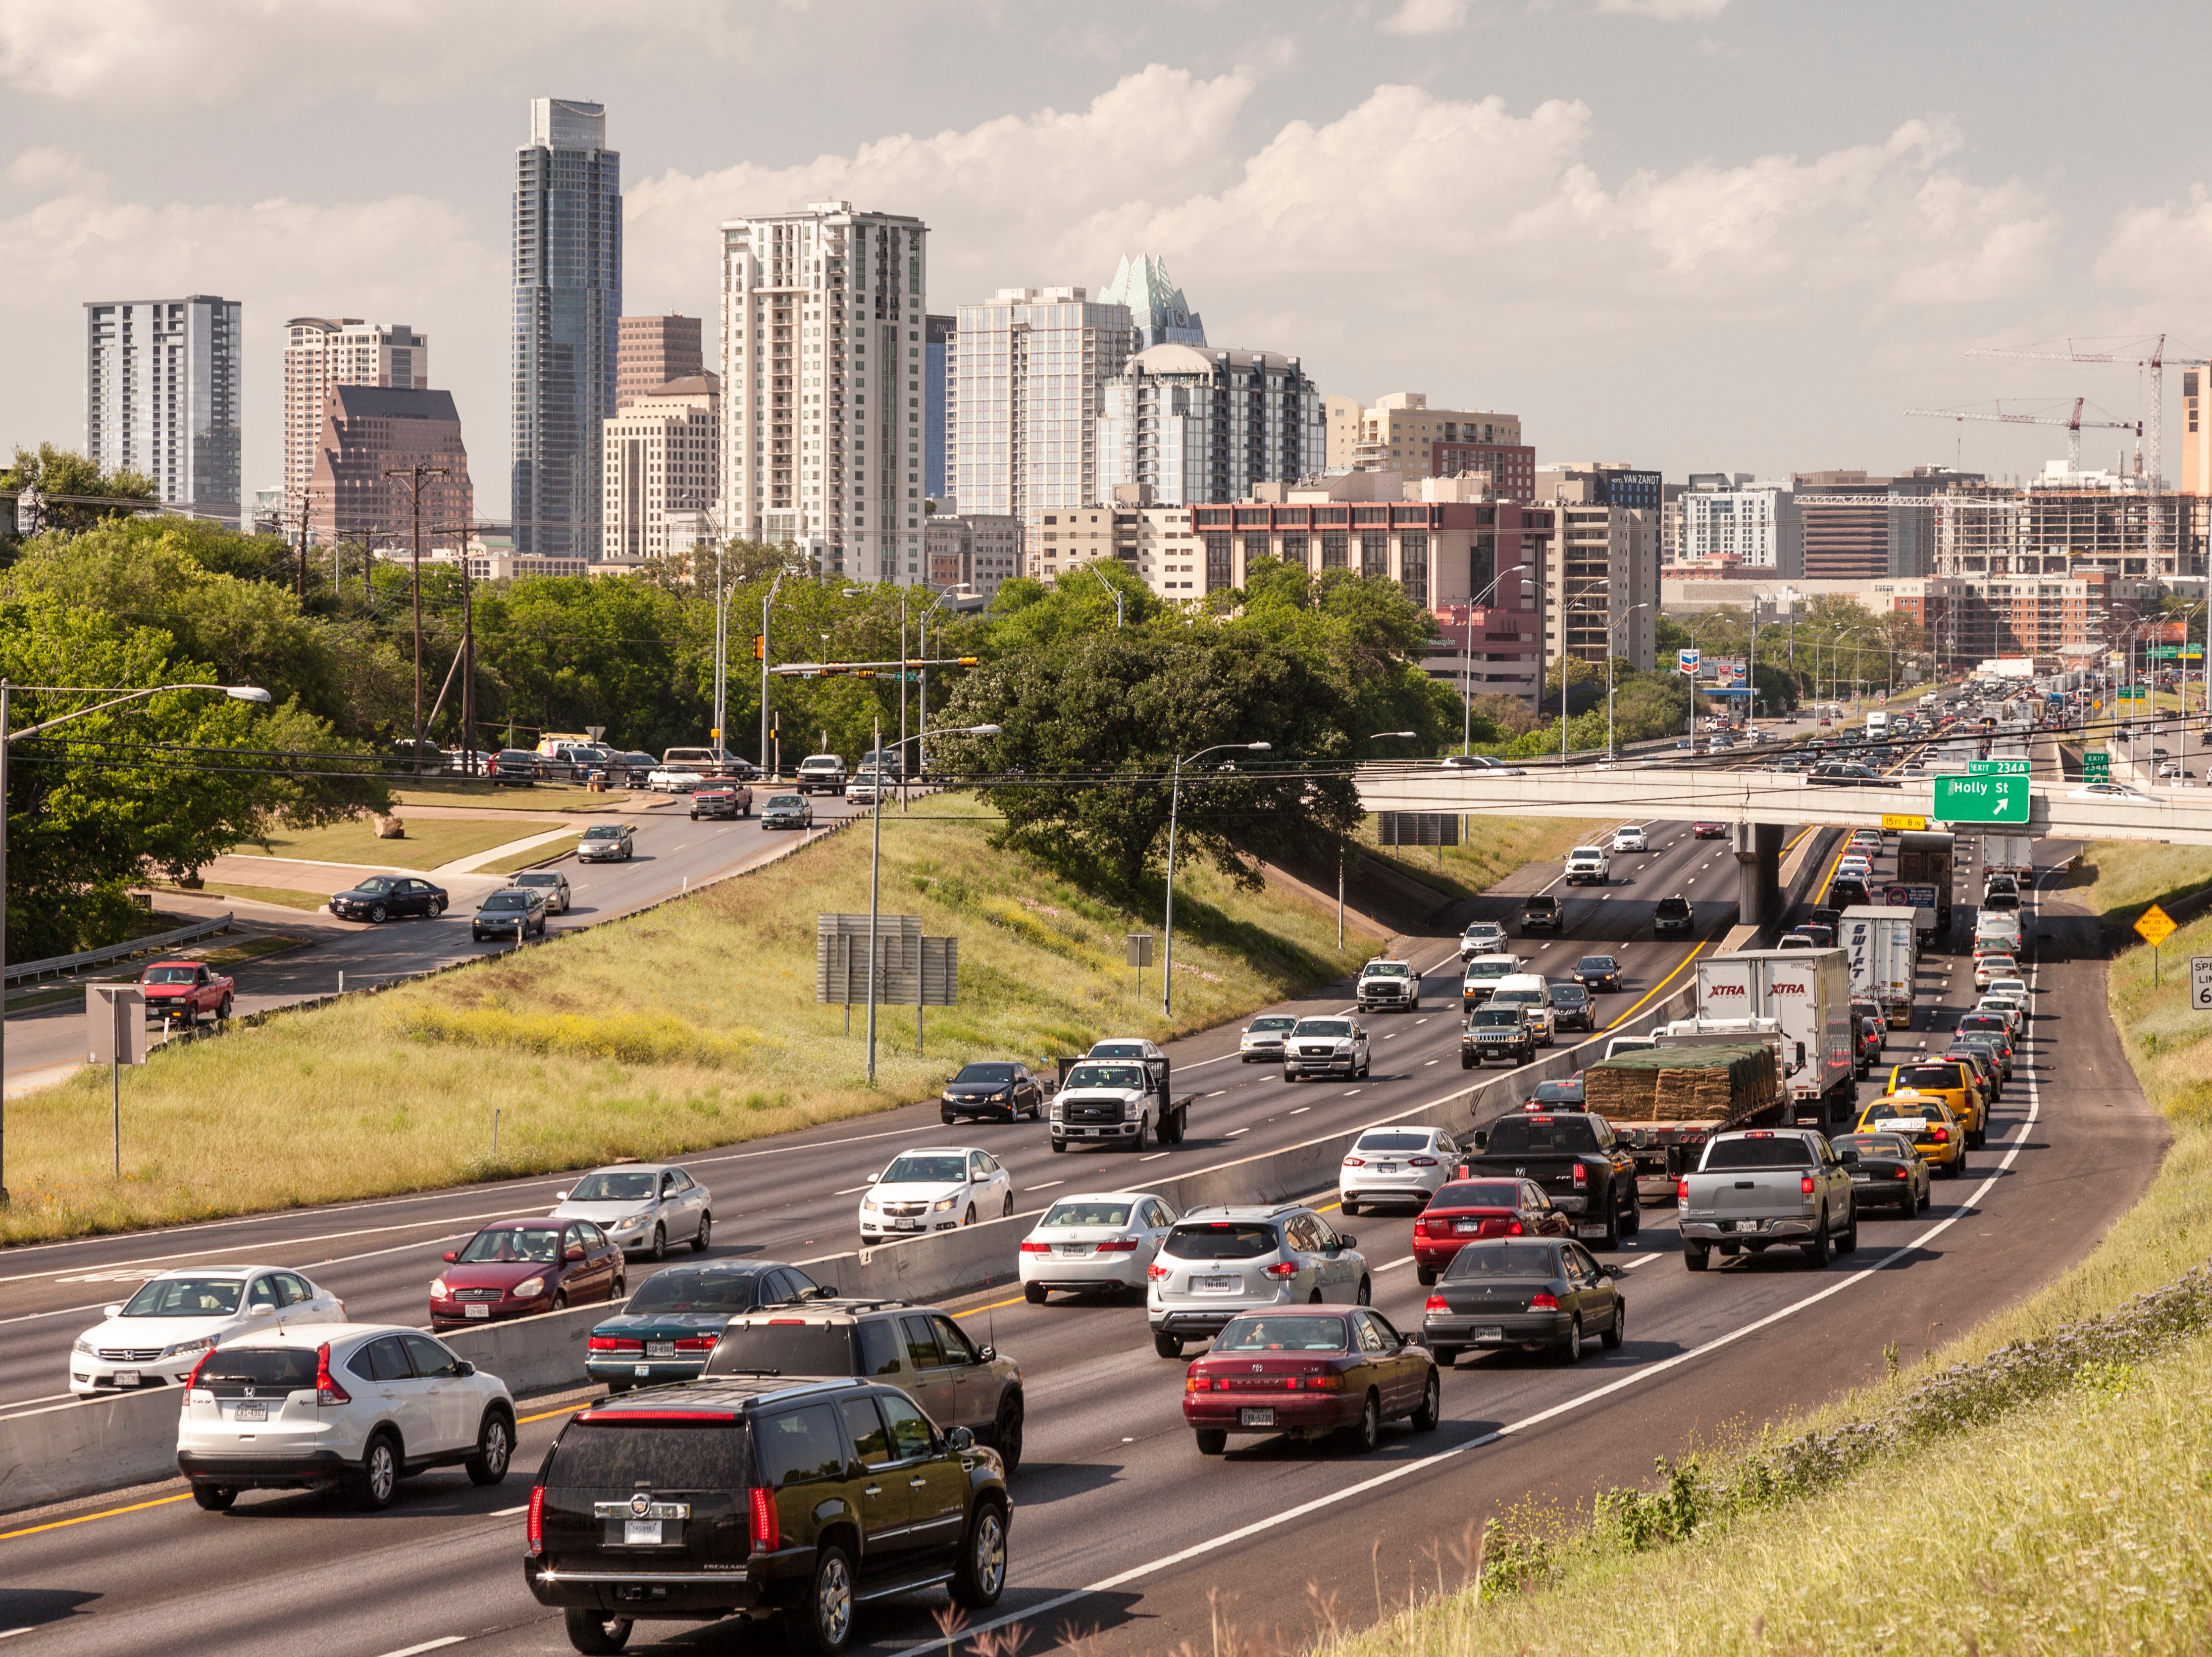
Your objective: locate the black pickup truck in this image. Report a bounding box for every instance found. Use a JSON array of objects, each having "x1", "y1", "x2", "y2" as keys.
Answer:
[{"x1": 1457, "y1": 1109, "x2": 1640, "y2": 1250}]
